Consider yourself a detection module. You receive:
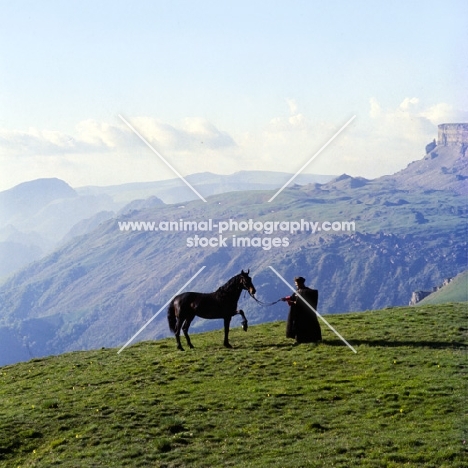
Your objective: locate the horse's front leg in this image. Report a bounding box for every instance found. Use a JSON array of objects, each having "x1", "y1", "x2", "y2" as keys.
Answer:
[
  {"x1": 223, "y1": 317, "x2": 232, "y2": 348},
  {"x1": 237, "y1": 309, "x2": 248, "y2": 332}
]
